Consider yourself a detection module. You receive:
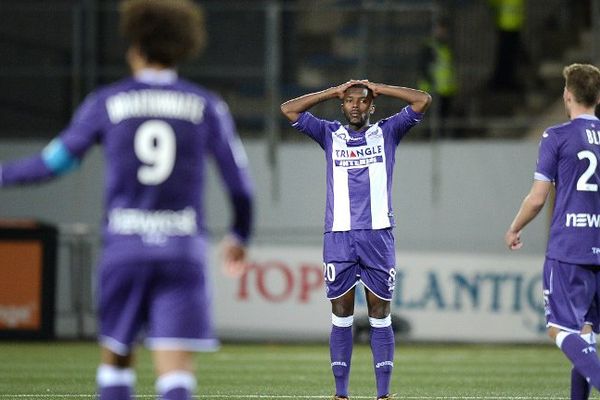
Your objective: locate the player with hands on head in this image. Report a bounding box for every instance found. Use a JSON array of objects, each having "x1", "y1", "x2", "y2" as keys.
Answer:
[
  {"x1": 505, "y1": 63, "x2": 600, "y2": 400},
  {"x1": 281, "y1": 79, "x2": 431, "y2": 400},
  {"x1": 0, "y1": 1, "x2": 253, "y2": 399}
]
